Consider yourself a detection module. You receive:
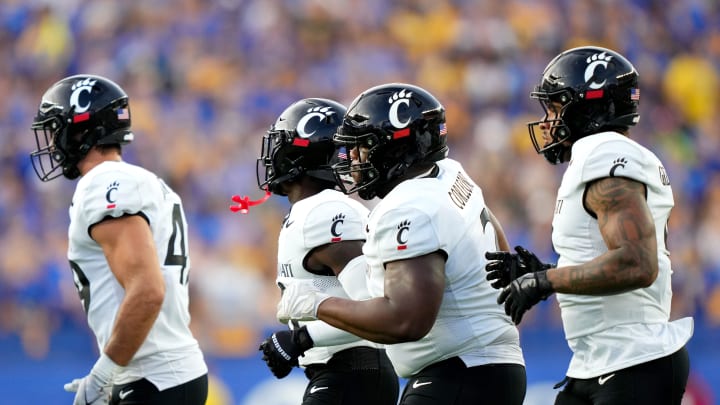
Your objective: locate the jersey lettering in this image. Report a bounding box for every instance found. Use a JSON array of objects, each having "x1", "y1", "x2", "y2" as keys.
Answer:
[
  {"x1": 658, "y1": 165, "x2": 670, "y2": 186},
  {"x1": 448, "y1": 172, "x2": 473, "y2": 209},
  {"x1": 279, "y1": 263, "x2": 293, "y2": 278},
  {"x1": 164, "y1": 203, "x2": 189, "y2": 284},
  {"x1": 69, "y1": 260, "x2": 91, "y2": 314}
]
